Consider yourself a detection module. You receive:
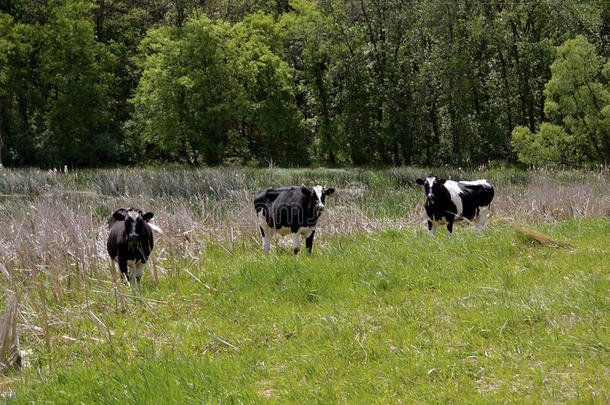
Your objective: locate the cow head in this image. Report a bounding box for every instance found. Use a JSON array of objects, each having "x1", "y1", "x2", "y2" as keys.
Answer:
[
  {"x1": 113, "y1": 208, "x2": 154, "y2": 241},
  {"x1": 303, "y1": 186, "x2": 335, "y2": 217},
  {"x1": 415, "y1": 176, "x2": 445, "y2": 204}
]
